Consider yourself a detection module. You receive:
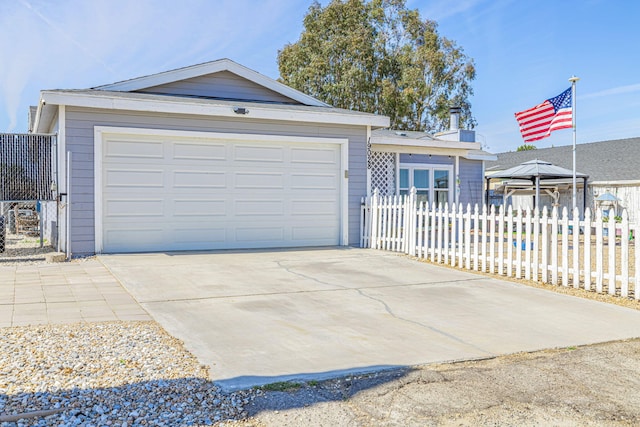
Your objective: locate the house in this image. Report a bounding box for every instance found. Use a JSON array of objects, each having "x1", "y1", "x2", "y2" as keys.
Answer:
[
  {"x1": 486, "y1": 138, "x2": 640, "y2": 220},
  {"x1": 29, "y1": 59, "x2": 492, "y2": 255},
  {"x1": 368, "y1": 109, "x2": 496, "y2": 207},
  {"x1": 30, "y1": 59, "x2": 389, "y2": 254}
]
